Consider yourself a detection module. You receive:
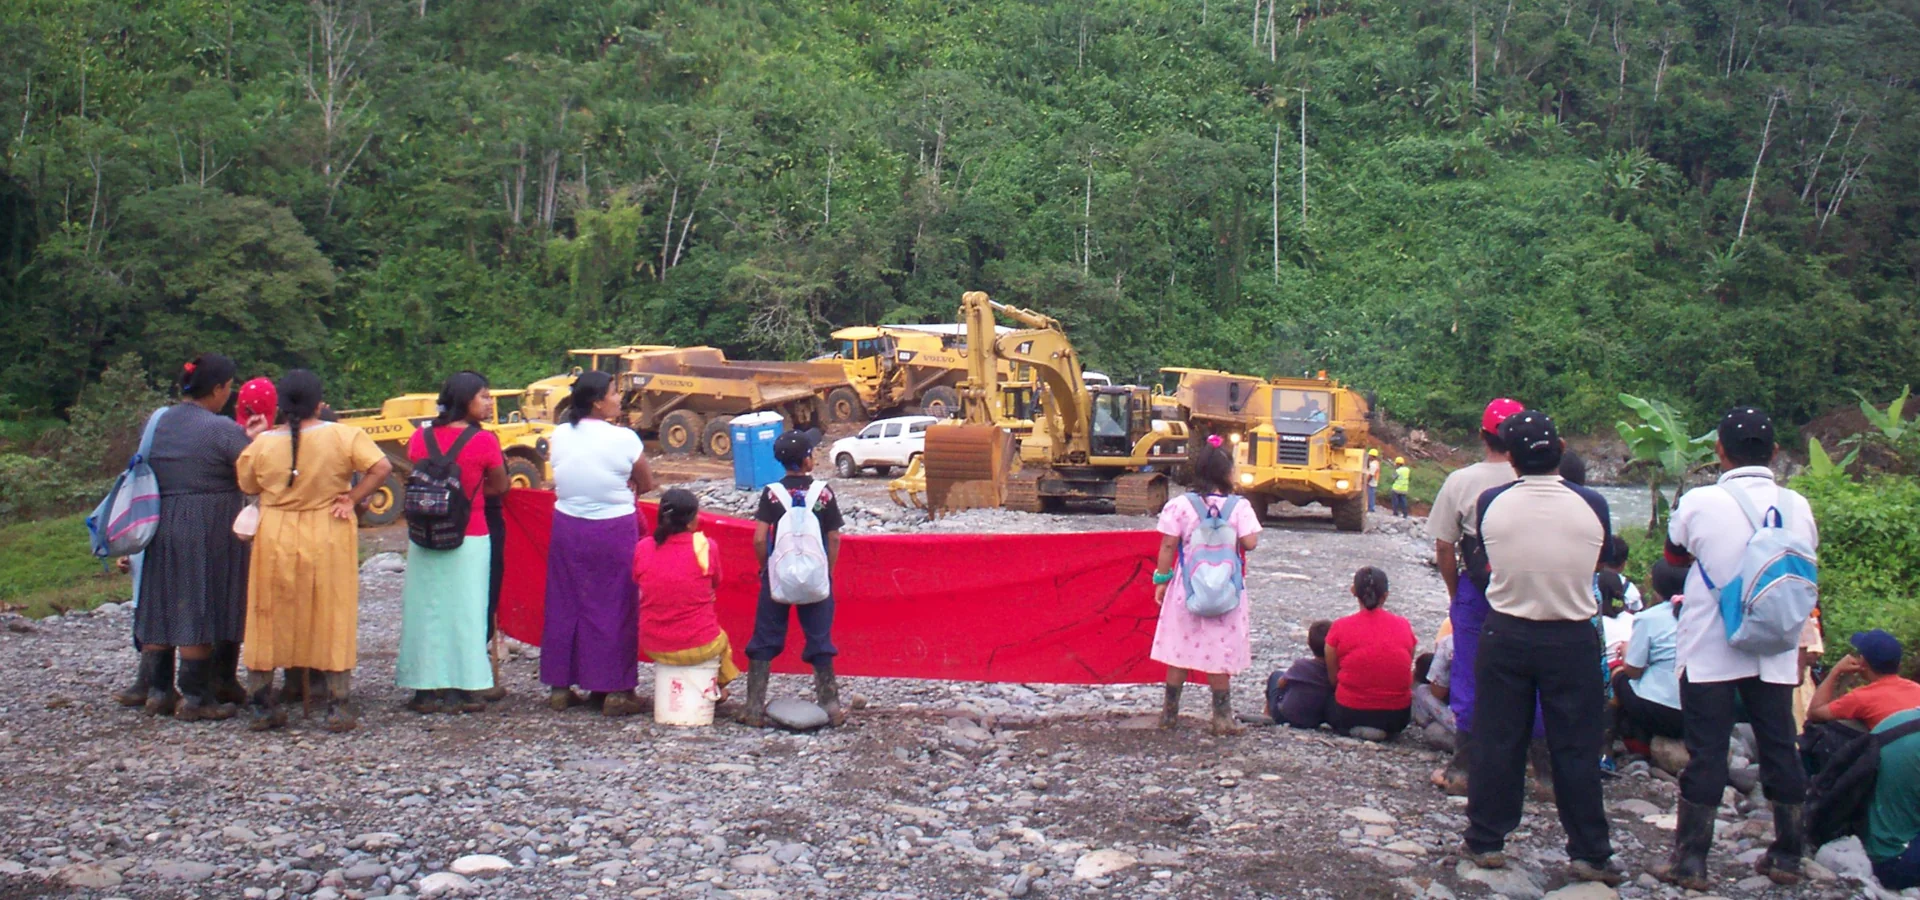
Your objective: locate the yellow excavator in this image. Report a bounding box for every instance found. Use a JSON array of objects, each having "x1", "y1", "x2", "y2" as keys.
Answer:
[{"x1": 895, "y1": 291, "x2": 1188, "y2": 515}]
